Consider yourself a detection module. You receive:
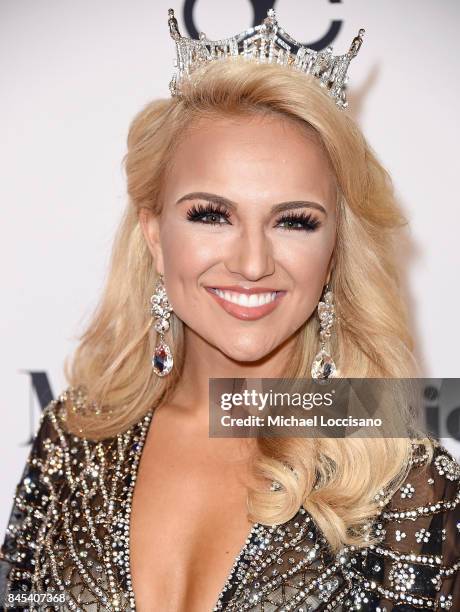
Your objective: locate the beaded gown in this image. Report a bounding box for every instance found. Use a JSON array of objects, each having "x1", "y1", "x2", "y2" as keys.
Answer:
[{"x1": 1, "y1": 387, "x2": 459, "y2": 611}]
